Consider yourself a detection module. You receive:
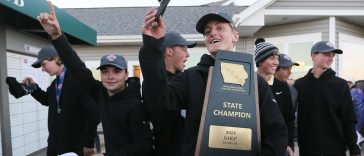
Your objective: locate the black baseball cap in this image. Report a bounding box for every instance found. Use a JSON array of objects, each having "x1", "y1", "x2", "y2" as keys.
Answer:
[
  {"x1": 311, "y1": 41, "x2": 343, "y2": 54},
  {"x1": 31, "y1": 46, "x2": 58, "y2": 68},
  {"x1": 196, "y1": 12, "x2": 234, "y2": 34},
  {"x1": 164, "y1": 31, "x2": 196, "y2": 48},
  {"x1": 278, "y1": 54, "x2": 299, "y2": 67},
  {"x1": 97, "y1": 54, "x2": 127, "y2": 70}
]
